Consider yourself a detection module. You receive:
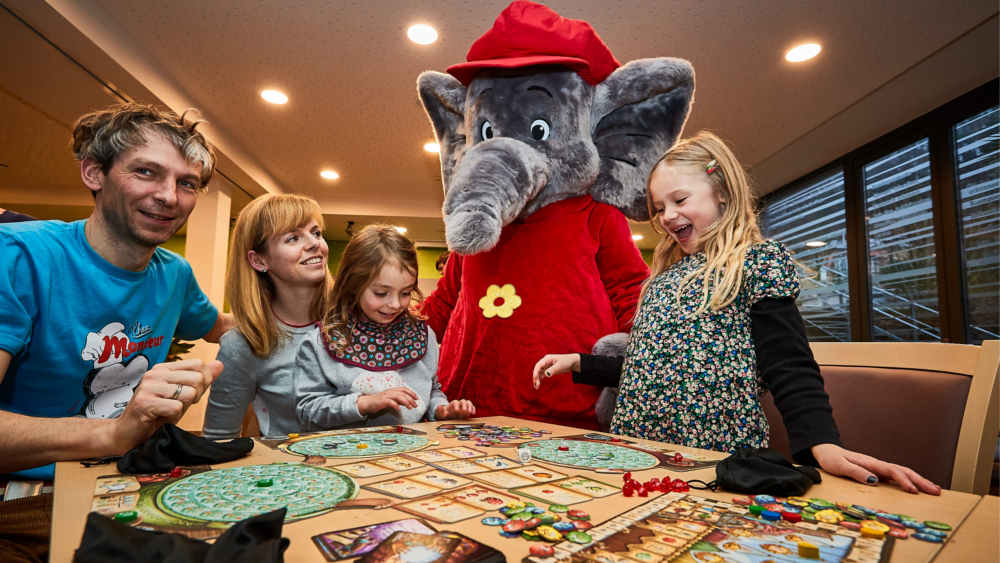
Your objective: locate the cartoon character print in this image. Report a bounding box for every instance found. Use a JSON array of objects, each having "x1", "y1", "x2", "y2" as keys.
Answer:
[
  {"x1": 350, "y1": 370, "x2": 424, "y2": 412},
  {"x1": 78, "y1": 322, "x2": 148, "y2": 418}
]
